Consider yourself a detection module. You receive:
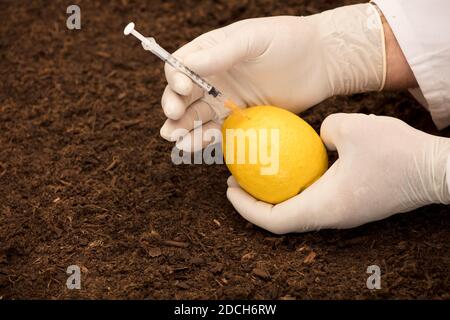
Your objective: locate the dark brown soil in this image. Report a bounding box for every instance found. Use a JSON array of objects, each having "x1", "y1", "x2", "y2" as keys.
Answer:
[{"x1": 0, "y1": 0, "x2": 449, "y2": 300}]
